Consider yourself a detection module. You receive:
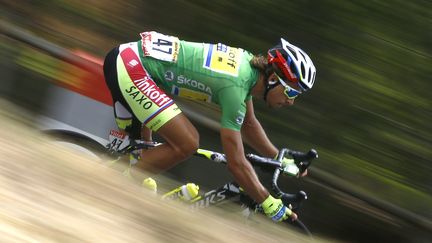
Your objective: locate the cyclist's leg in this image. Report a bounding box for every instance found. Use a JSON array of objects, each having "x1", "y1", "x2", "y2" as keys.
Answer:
[
  {"x1": 113, "y1": 44, "x2": 199, "y2": 173},
  {"x1": 138, "y1": 113, "x2": 199, "y2": 173},
  {"x1": 103, "y1": 46, "x2": 142, "y2": 139}
]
